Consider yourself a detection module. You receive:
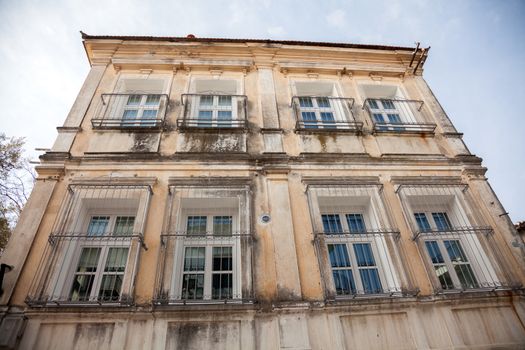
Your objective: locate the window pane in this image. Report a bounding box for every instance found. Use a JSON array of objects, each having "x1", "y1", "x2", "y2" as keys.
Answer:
[
  {"x1": 218, "y1": 95, "x2": 232, "y2": 106},
  {"x1": 212, "y1": 273, "x2": 233, "y2": 299},
  {"x1": 368, "y1": 99, "x2": 379, "y2": 109},
  {"x1": 98, "y1": 274, "x2": 124, "y2": 301},
  {"x1": 198, "y1": 110, "x2": 213, "y2": 120},
  {"x1": 87, "y1": 216, "x2": 109, "y2": 236},
  {"x1": 122, "y1": 109, "x2": 138, "y2": 120},
  {"x1": 372, "y1": 113, "x2": 385, "y2": 123},
  {"x1": 328, "y1": 244, "x2": 351, "y2": 267},
  {"x1": 126, "y1": 95, "x2": 141, "y2": 106},
  {"x1": 183, "y1": 247, "x2": 205, "y2": 271},
  {"x1": 454, "y1": 264, "x2": 478, "y2": 289},
  {"x1": 320, "y1": 112, "x2": 335, "y2": 127},
  {"x1": 145, "y1": 95, "x2": 160, "y2": 105},
  {"x1": 316, "y1": 97, "x2": 330, "y2": 108},
  {"x1": 359, "y1": 269, "x2": 383, "y2": 294},
  {"x1": 70, "y1": 275, "x2": 96, "y2": 302},
  {"x1": 432, "y1": 212, "x2": 452, "y2": 231},
  {"x1": 435, "y1": 265, "x2": 454, "y2": 290},
  {"x1": 142, "y1": 109, "x2": 158, "y2": 119},
  {"x1": 76, "y1": 248, "x2": 101, "y2": 273},
  {"x1": 218, "y1": 111, "x2": 232, "y2": 128},
  {"x1": 415, "y1": 213, "x2": 431, "y2": 232},
  {"x1": 199, "y1": 95, "x2": 213, "y2": 106},
  {"x1": 444, "y1": 240, "x2": 468, "y2": 263},
  {"x1": 187, "y1": 216, "x2": 207, "y2": 235},
  {"x1": 182, "y1": 274, "x2": 204, "y2": 299},
  {"x1": 114, "y1": 216, "x2": 135, "y2": 236},
  {"x1": 70, "y1": 247, "x2": 101, "y2": 301},
  {"x1": 353, "y1": 243, "x2": 376, "y2": 267},
  {"x1": 212, "y1": 246, "x2": 232, "y2": 271},
  {"x1": 213, "y1": 216, "x2": 232, "y2": 235},
  {"x1": 104, "y1": 248, "x2": 129, "y2": 273},
  {"x1": 425, "y1": 241, "x2": 445, "y2": 264},
  {"x1": 301, "y1": 111, "x2": 318, "y2": 129},
  {"x1": 299, "y1": 97, "x2": 313, "y2": 108},
  {"x1": 332, "y1": 269, "x2": 356, "y2": 295},
  {"x1": 345, "y1": 214, "x2": 366, "y2": 233},
  {"x1": 381, "y1": 100, "x2": 395, "y2": 109},
  {"x1": 387, "y1": 114, "x2": 401, "y2": 123},
  {"x1": 322, "y1": 214, "x2": 342, "y2": 234}
]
